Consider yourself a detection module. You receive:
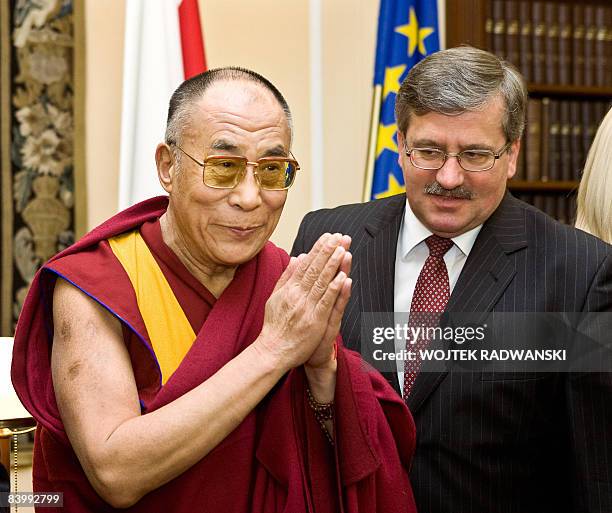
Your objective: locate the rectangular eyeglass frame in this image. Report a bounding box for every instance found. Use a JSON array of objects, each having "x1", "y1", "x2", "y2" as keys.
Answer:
[
  {"x1": 171, "y1": 143, "x2": 300, "y2": 190},
  {"x1": 404, "y1": 142, "x2": 512, "y2": 172}
]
